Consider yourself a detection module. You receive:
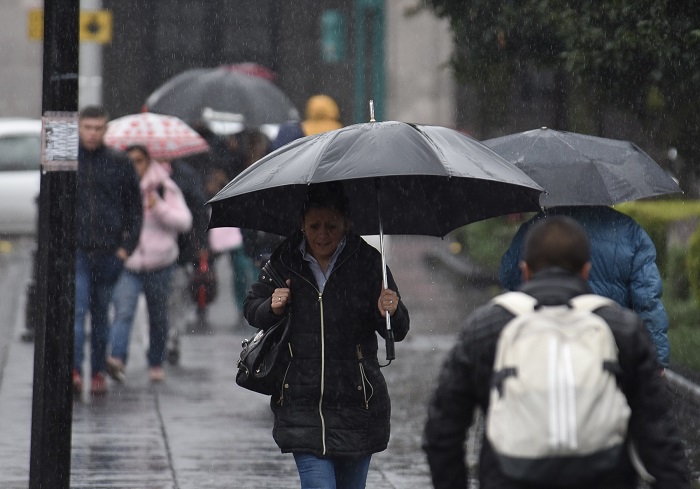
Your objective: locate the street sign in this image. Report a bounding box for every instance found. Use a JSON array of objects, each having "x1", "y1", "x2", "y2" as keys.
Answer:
[{"x1": 28, "y1": 9, "x2": 113, "y2": 44}]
